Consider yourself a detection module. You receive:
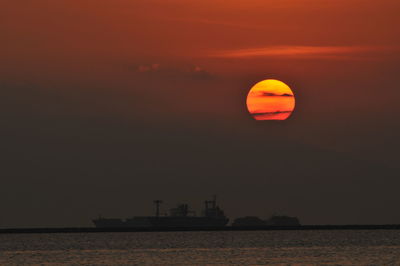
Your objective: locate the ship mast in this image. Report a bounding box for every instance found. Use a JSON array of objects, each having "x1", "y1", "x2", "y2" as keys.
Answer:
[
  {"x1": 153, "y1": 200, "x2": 163, "y2": 217},
  {"x1": 204, "y1": 195, "x2": 218, "y2": 217}
]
